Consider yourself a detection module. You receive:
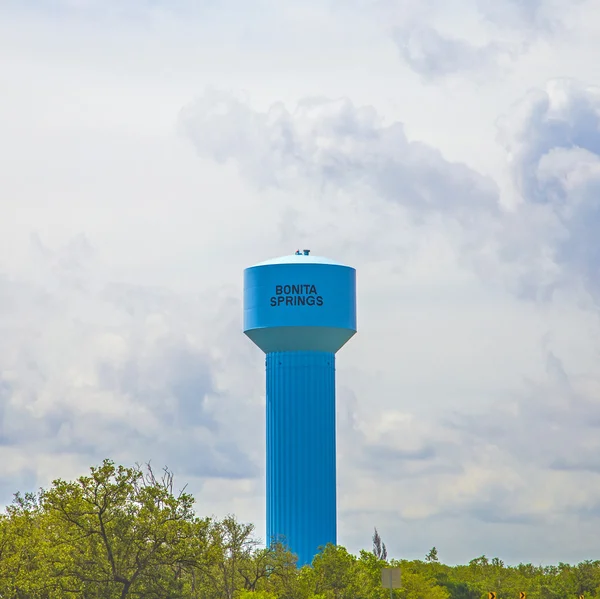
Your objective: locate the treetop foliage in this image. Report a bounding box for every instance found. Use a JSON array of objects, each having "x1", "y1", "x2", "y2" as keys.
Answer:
[{"x1": 0, "y1": 459, "x2": 598, "y2": 599}]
